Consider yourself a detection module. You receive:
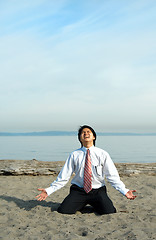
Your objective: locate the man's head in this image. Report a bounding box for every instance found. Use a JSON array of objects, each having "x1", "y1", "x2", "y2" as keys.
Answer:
[{"x1": 78, "y1": 125, "x2": 97, "y2": 147}]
